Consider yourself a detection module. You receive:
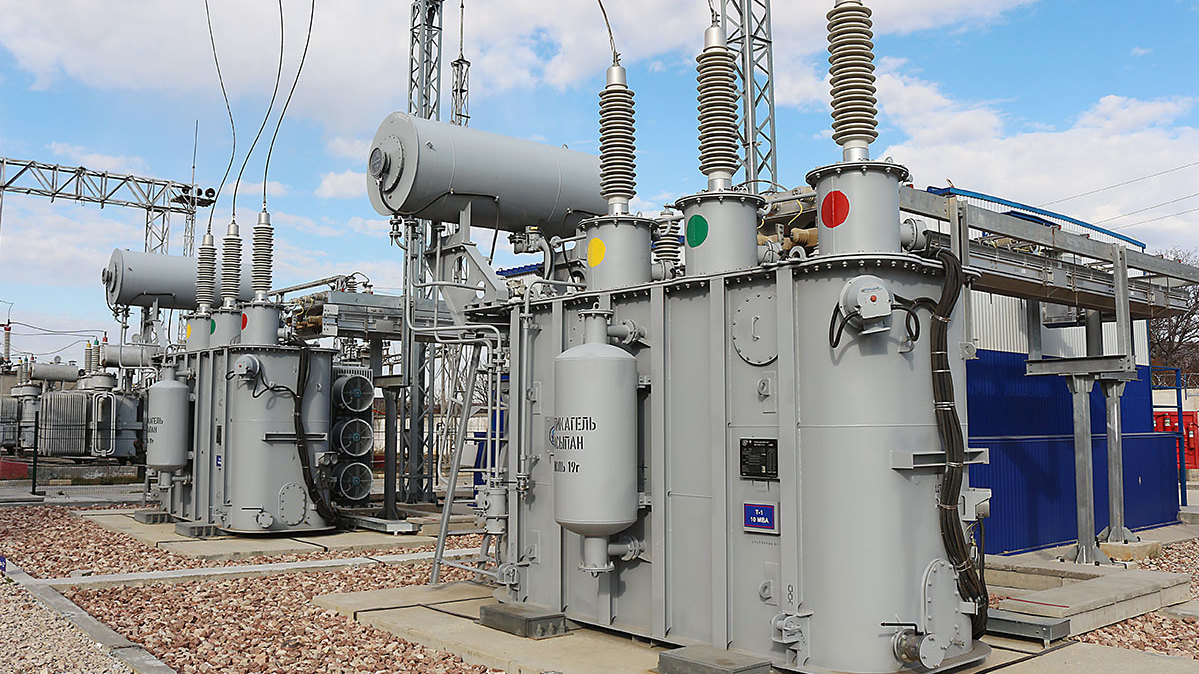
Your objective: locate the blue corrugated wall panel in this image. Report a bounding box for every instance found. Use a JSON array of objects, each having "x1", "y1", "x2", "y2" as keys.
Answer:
[{"x1": 966, "y1": 350, "x2": 1179, "y2": 555}]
